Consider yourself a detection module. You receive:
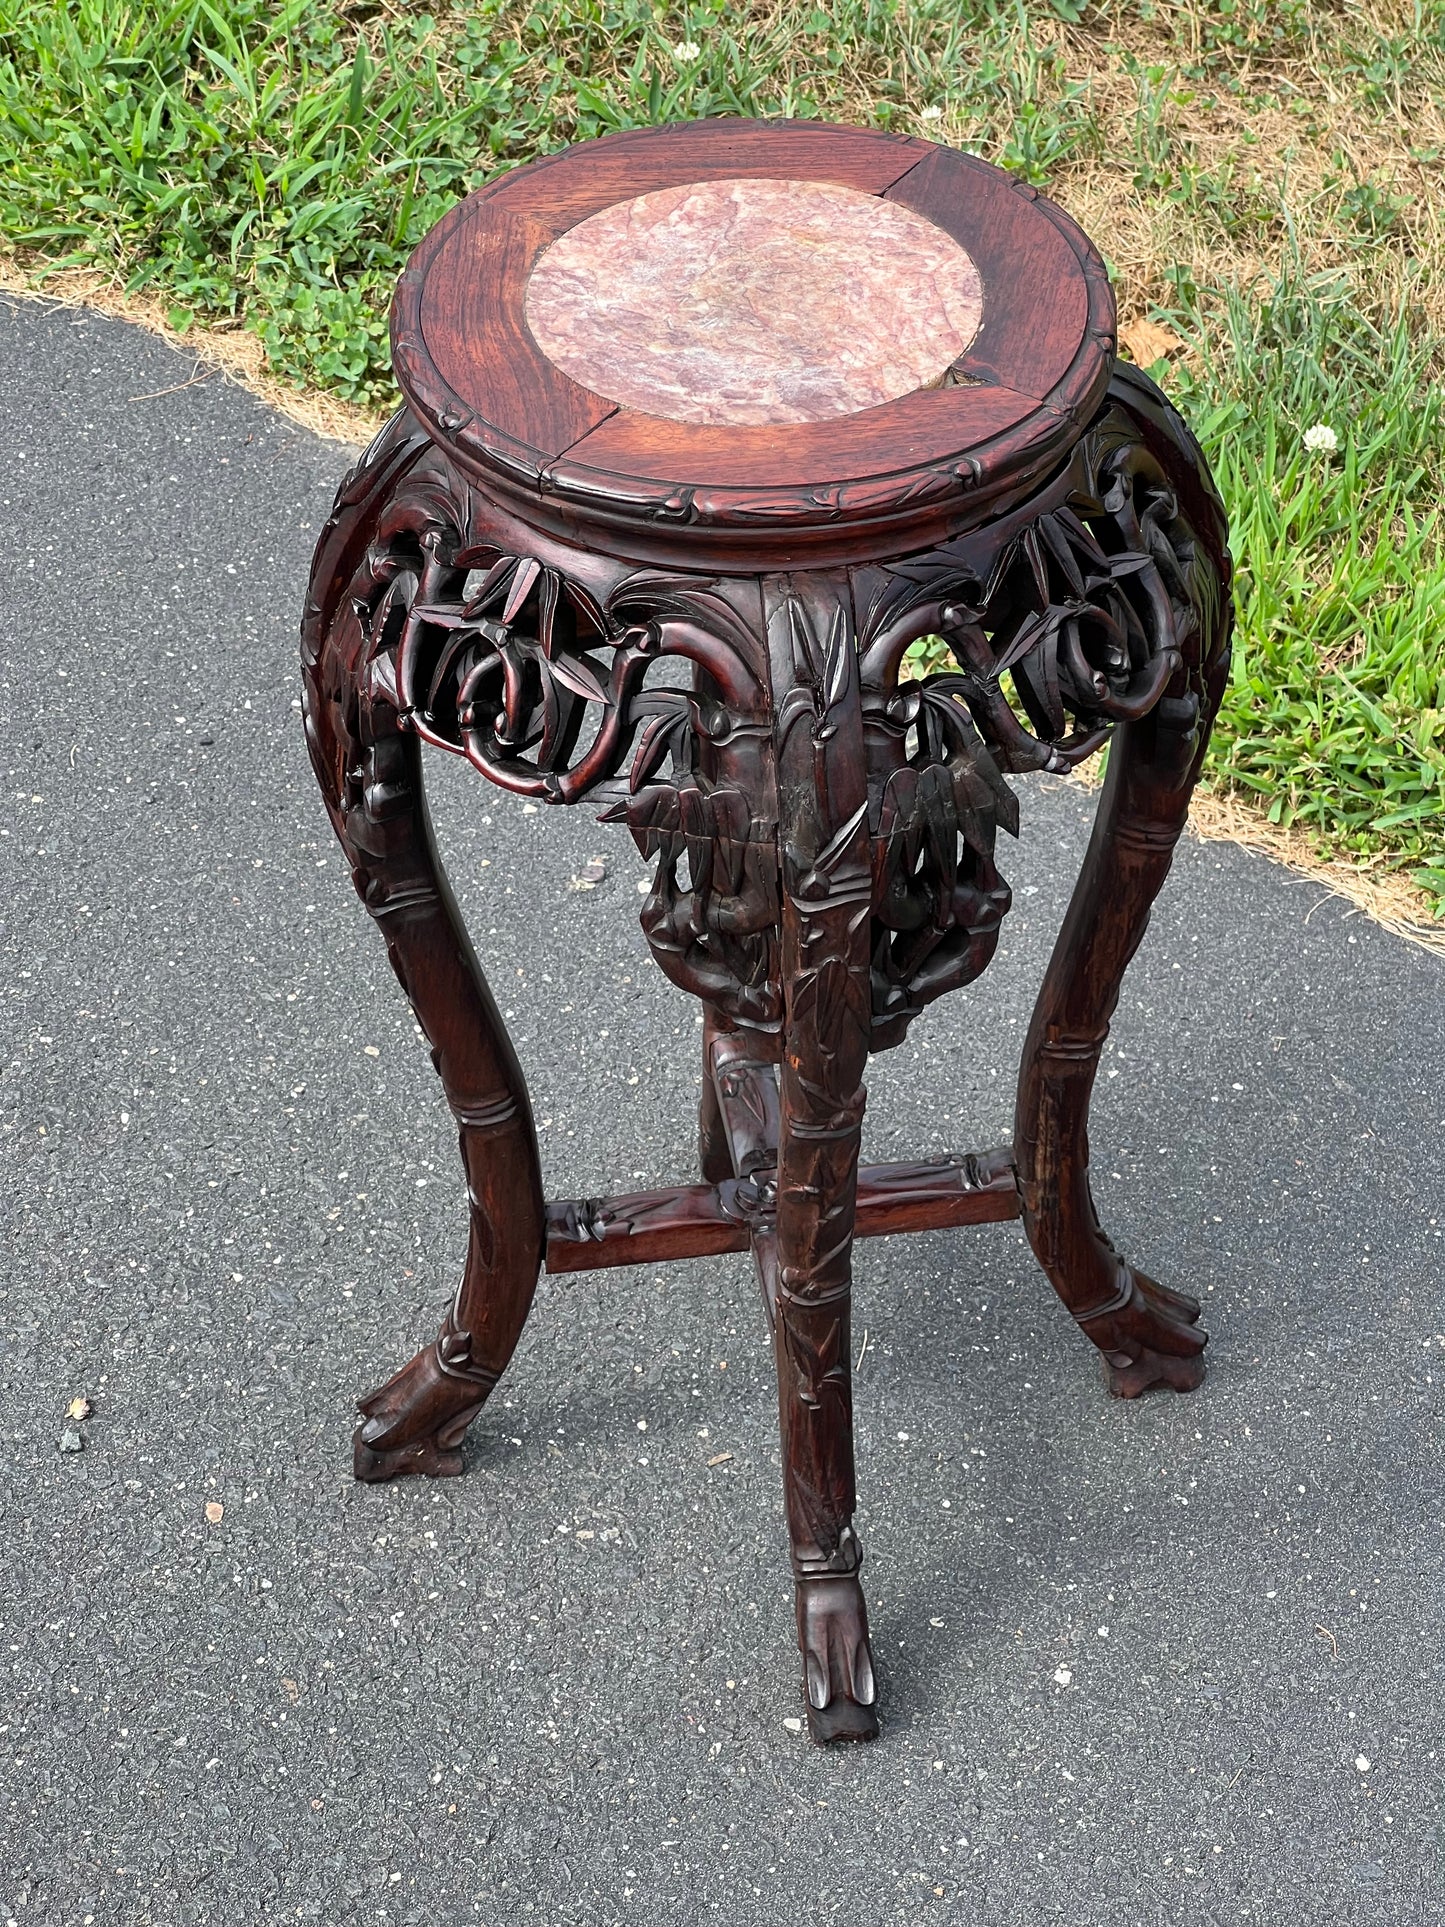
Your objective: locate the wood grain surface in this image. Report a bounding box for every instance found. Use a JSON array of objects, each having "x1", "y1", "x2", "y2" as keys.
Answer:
[{"x1": 390, "y1": 119, "x2": 1115, "y2": 562}]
